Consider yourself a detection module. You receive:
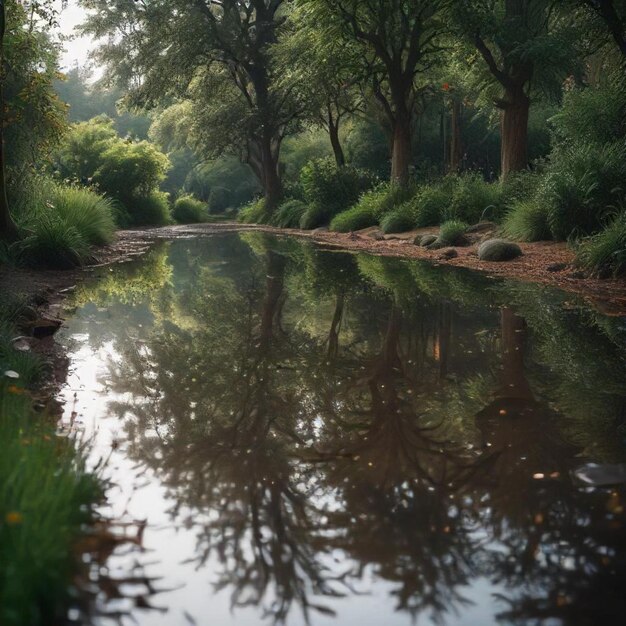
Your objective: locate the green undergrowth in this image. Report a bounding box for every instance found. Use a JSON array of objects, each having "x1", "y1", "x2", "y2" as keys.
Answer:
[{"x1": 0, "y1": 301, "x2": 102, "y2": 626}]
